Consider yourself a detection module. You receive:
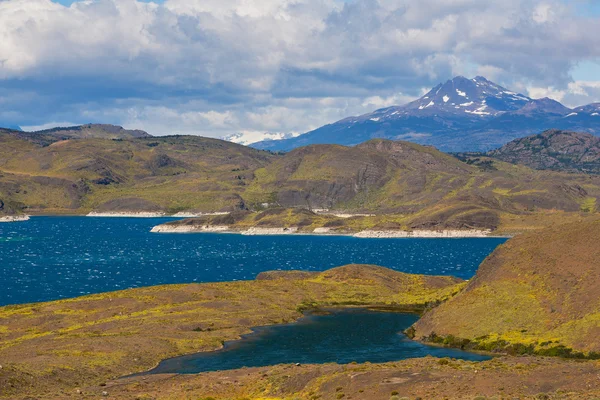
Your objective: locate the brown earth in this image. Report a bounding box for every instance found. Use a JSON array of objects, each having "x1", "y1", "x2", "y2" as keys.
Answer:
[
  {"x1": 0, "y1": 265, "x2": 463, "y2": 400},
  {"x1": 1, "y1": 130, "x2": 600, "y2": 230},
  {"x1": 105, "y1": 357, "x2": 600, "y2": 400},
  {"x1": 412, "y1": 218, "x2": 600, "y2": 356}
]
